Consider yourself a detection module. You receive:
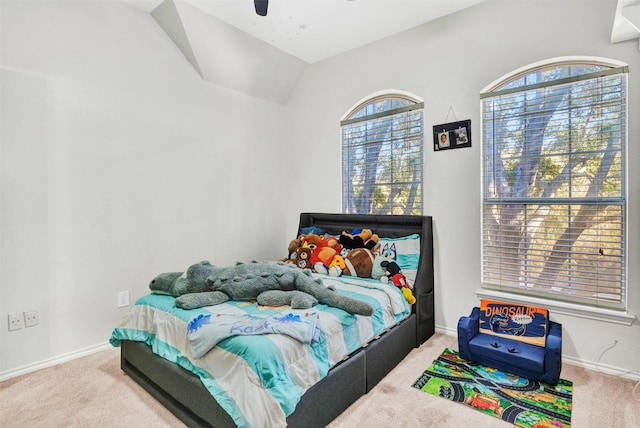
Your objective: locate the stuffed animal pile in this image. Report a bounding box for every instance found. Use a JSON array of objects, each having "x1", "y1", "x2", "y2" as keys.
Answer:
[
  {"x1": 283, "y1": 228, "x2": 379, "y2": 277},
  {"x1": 282, "y1": 227, "x2": 416, "y2": 305}
]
